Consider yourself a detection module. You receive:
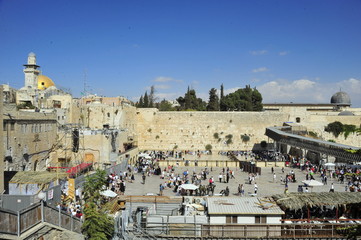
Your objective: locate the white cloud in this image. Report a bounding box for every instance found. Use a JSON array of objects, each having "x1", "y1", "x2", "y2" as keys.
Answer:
[
  {"x1": 279, "y1": 51, "x2": 289, "y2": 56},
  {"x1": 153, "y1": 76, "x2": 183, "y2": 83},
  {"x1": 154, "y1": 84, "x2": 170, "y2": 90},
  {"x1": 252, "y1": 67, "x2": 268, "y2": 73},
  {"x1": 155, "y1": 92, "x2": 180, "y2": 100},
  {"x1": 250, "y1": 50, "x2": 268, "y2": 55},
  {"x1": 257, "y1": 78, "x2": 361, "y2": 107}
]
